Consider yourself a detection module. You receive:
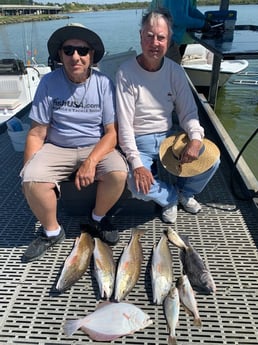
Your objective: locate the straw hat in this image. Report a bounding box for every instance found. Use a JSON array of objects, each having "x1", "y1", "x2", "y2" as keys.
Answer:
[
  {"x1": 47, "y1": 23, "x2": 105, "y2": 64},
  {"x1": 159, "y1": 132, "x2": 220, "y2": 177}
]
